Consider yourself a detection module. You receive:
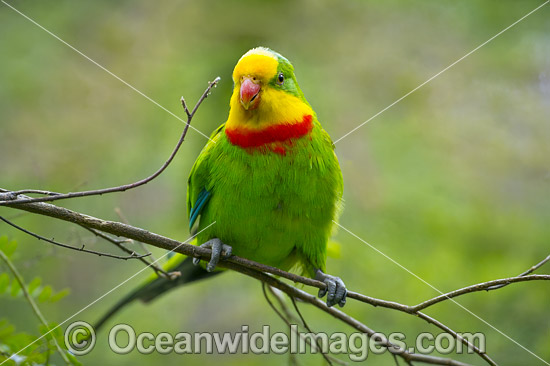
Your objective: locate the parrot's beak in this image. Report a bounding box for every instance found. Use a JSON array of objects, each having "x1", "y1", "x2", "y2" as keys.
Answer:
[{"x1": 240, "y1": 77, "x2": 261, "y2": 110}]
